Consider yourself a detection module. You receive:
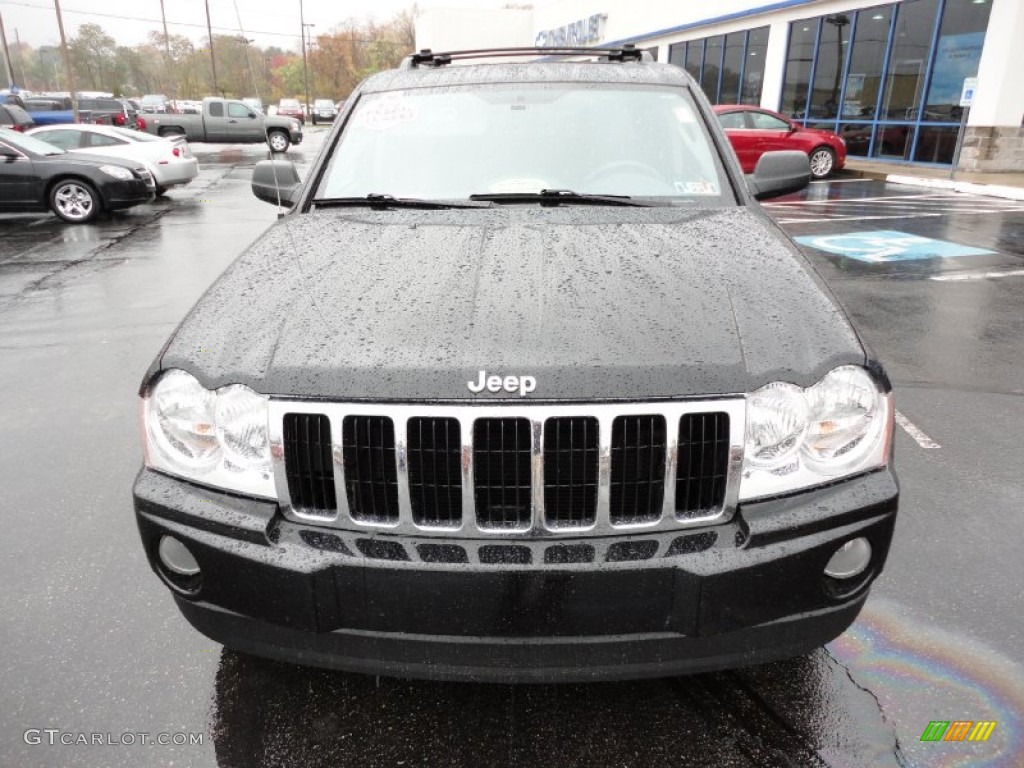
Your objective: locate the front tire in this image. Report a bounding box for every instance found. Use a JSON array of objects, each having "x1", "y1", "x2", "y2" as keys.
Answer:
[
  {"x1": 267, "y1": 130, "x2": 290, "y2": 153},
  {"x1": 50, "y1": 179, "x2": 100, "y2": 223},
  {"x1": 808, "y1": 146, "x2": 836, "y2": 179}
]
